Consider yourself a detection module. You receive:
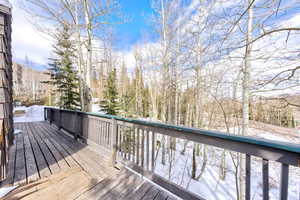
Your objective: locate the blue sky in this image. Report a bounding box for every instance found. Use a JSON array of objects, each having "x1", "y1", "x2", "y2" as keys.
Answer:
[
  {"x1": 11, "y1": 0, "x2": 155, "y2": 69},
  {"x1": 115, "y1": 0, "x2": 153, "y2": 50}
]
